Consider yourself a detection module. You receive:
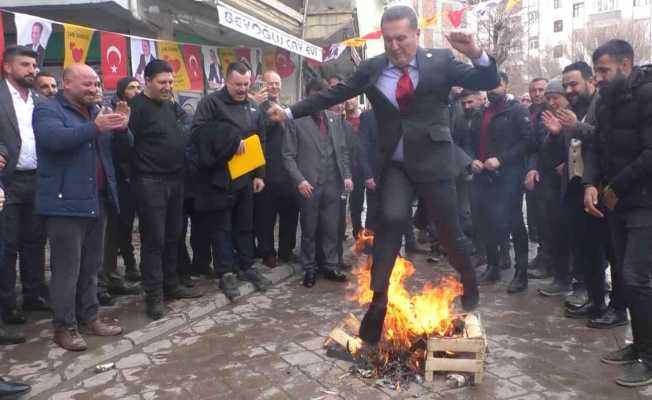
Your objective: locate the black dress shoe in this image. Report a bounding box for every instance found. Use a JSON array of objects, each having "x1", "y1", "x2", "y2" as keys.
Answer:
[
  {"x1": 565, "y1": 301, "x2": 606, "y2": 319},
  {"x1": 97, "y1": 291, "x2": 116, "y2": 307},
  {"x1": 1, "y1": 307, "x2": 26, "y2": 325},
  {"x1": 359, "y1": 304, "x2": 387, "y2": 345},
  {"x1": 322, "y1": 268, "x2": 347, "y2": 282},
  {"x1": 125, "y1": 266, "x2": 141, "y2": 282},
  {"x1": 23, "y1": 296, "x2": 52, "y2": 312},
  {"x1": 587, "y1": 307, "x2": 628, "y2": 329},
  {"x1": 0, "y1": 328, "x2": 25, "y2": 345},
  {"x1": 506, "y1": 267, "x2": 528, "y2": 294},
  {"x1": 303, "y1": 271, "x2": 317, "y2": 288},
  {"x1": 0, "y1": 377, "x2": 31, "y2": 398},
  {"x1": 145, "y1": 297, "x2": 165, "y2": 321},
  {"x1": 616, "y1": 360, "x2": 652, "y2": 387}
]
